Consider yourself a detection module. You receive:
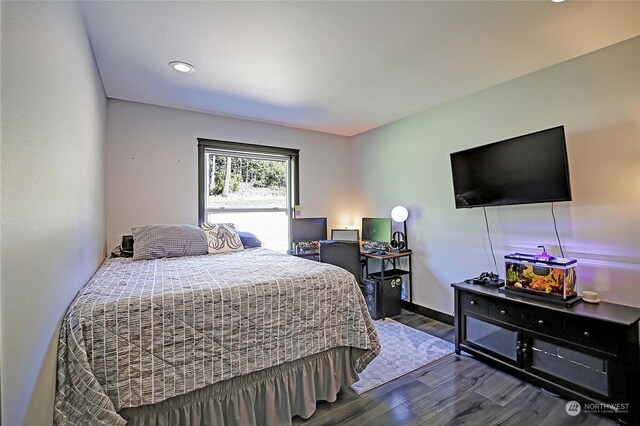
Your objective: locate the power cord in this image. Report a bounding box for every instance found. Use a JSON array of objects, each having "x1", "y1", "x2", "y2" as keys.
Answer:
[
  {"x1": 551, "y1": 202, "x2": 565, "y2": 257},
  {"x1": 483, "y1": 207, "x2": 499, "y2": 274}
]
